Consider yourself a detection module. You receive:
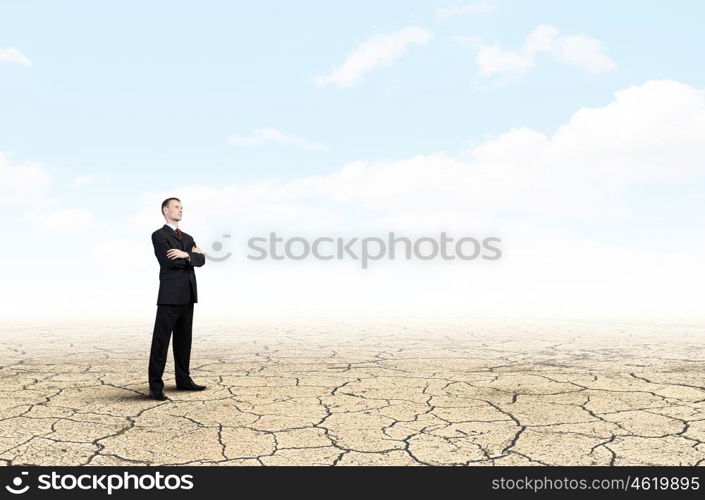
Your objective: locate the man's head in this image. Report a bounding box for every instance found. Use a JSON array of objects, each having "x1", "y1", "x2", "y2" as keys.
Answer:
[{"x1": 161, "y1": 197, "x2": 182, "y2": 223}]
